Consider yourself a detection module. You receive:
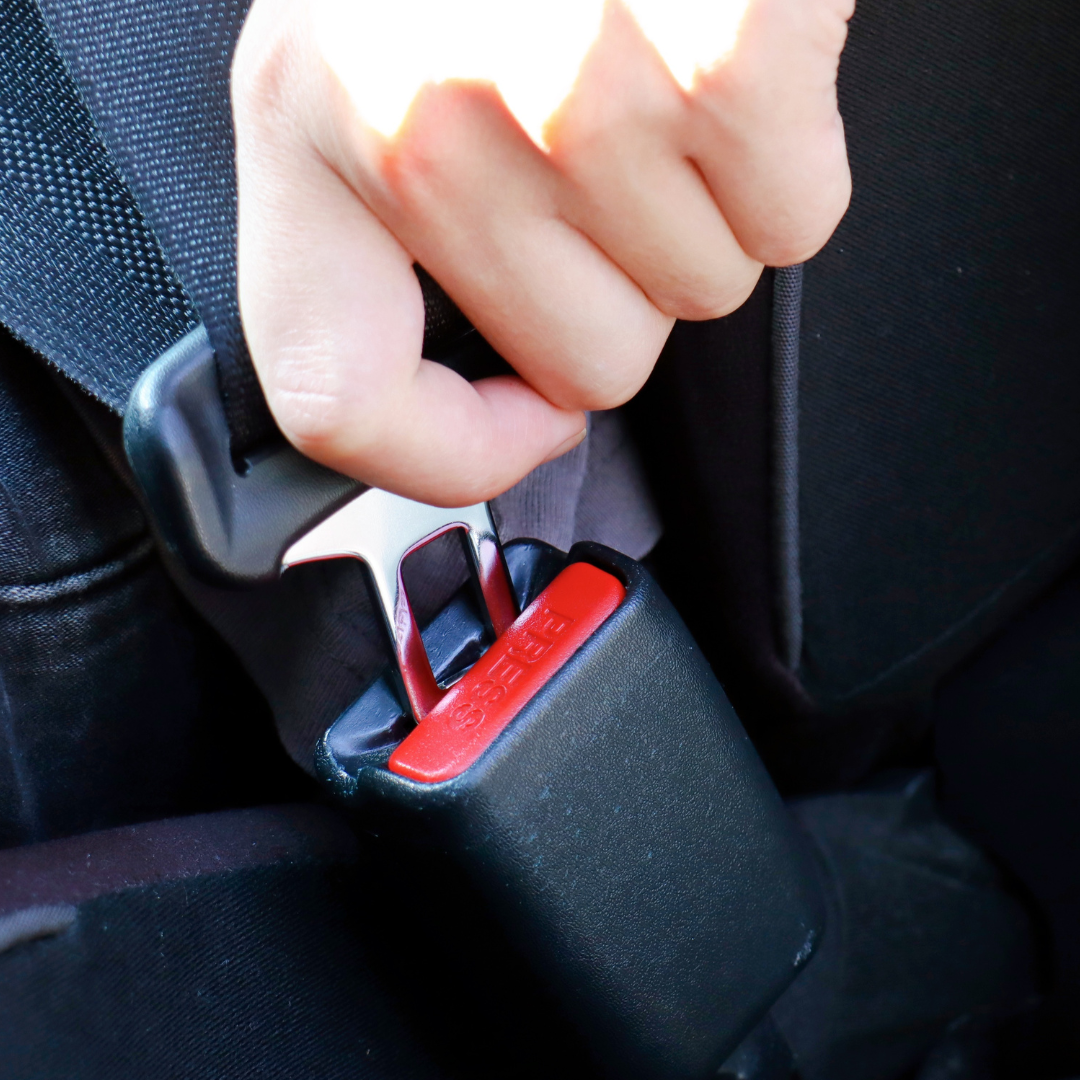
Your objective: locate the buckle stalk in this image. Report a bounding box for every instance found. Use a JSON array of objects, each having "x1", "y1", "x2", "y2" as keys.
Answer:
[{"x1": 283, "y1": 488, "x2": 517, "y2": 721}]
